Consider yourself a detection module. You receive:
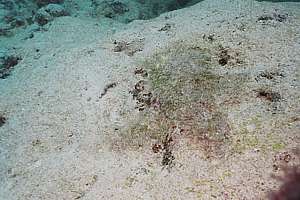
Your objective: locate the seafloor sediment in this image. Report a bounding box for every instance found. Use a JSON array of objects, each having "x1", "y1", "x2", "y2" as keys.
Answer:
[{"x1": 0, "y1": 0, "x2": 299, "y2": 199}]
